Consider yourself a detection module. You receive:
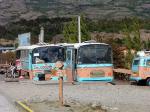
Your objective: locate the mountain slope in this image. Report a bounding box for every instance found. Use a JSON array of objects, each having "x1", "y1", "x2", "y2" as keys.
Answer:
[{"x1": 0, "y1": 0, "x2": 150, "y2": 25}]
